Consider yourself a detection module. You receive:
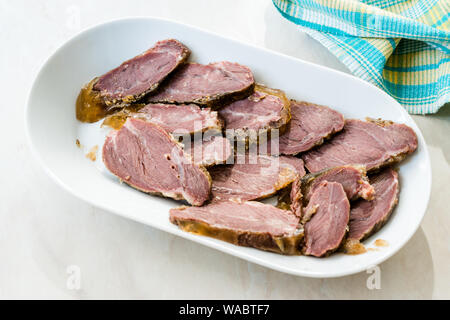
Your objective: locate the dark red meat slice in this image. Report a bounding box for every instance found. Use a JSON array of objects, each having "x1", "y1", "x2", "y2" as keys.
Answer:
[
  {"x1": 170, "y1": 201, "x2": 303, "y2": 255},
  {"x1": 303, "y1": 119, "x2": 418, "y2": 173},
  {"x1": 348, "y1": 168, "x2": 399, "y2": 241},
  {"x1": 267, "y1": 101, "x2": 344, "y2": 156},
  {"x1": 102, "y1": 118, "x2": 211, "y2": 206},
  {"x1": 303, "y1": 181, "x2": 350, "y2": 257},
  {"x1": 148, "y1": 62, "x2": 255, "y2": 109},
  {"x1": 218, "y1": 84, "x2": 290, "y2": 141},
  {"x1": 93, "y1": 39, "x2": 190, "y2": 107}
]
